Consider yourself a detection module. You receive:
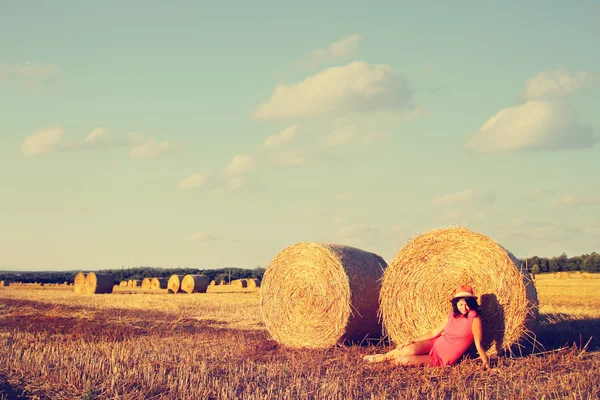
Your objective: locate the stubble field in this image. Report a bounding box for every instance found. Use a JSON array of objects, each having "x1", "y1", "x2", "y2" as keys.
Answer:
[{"x1": 1, "y1": 274, "x2": 599, "y2": 399}]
